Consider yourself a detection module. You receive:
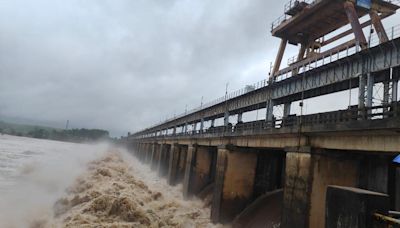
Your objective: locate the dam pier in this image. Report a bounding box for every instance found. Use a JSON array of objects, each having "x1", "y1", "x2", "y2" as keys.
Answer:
[{"x1": 125, "y1": 0, "x2": 400, "y2": 227}]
